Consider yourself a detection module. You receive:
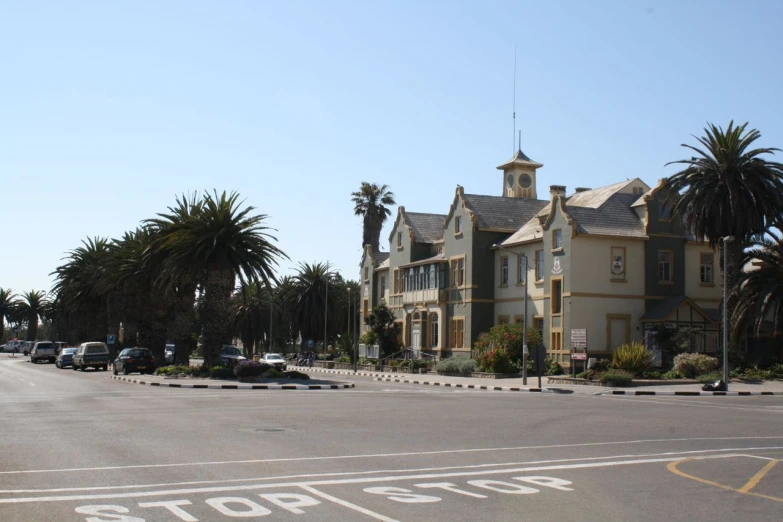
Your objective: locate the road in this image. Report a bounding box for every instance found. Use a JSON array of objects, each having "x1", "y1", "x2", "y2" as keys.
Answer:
[{"x1": 1, "y1": 355, "x2": 782, "y2": 521}]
